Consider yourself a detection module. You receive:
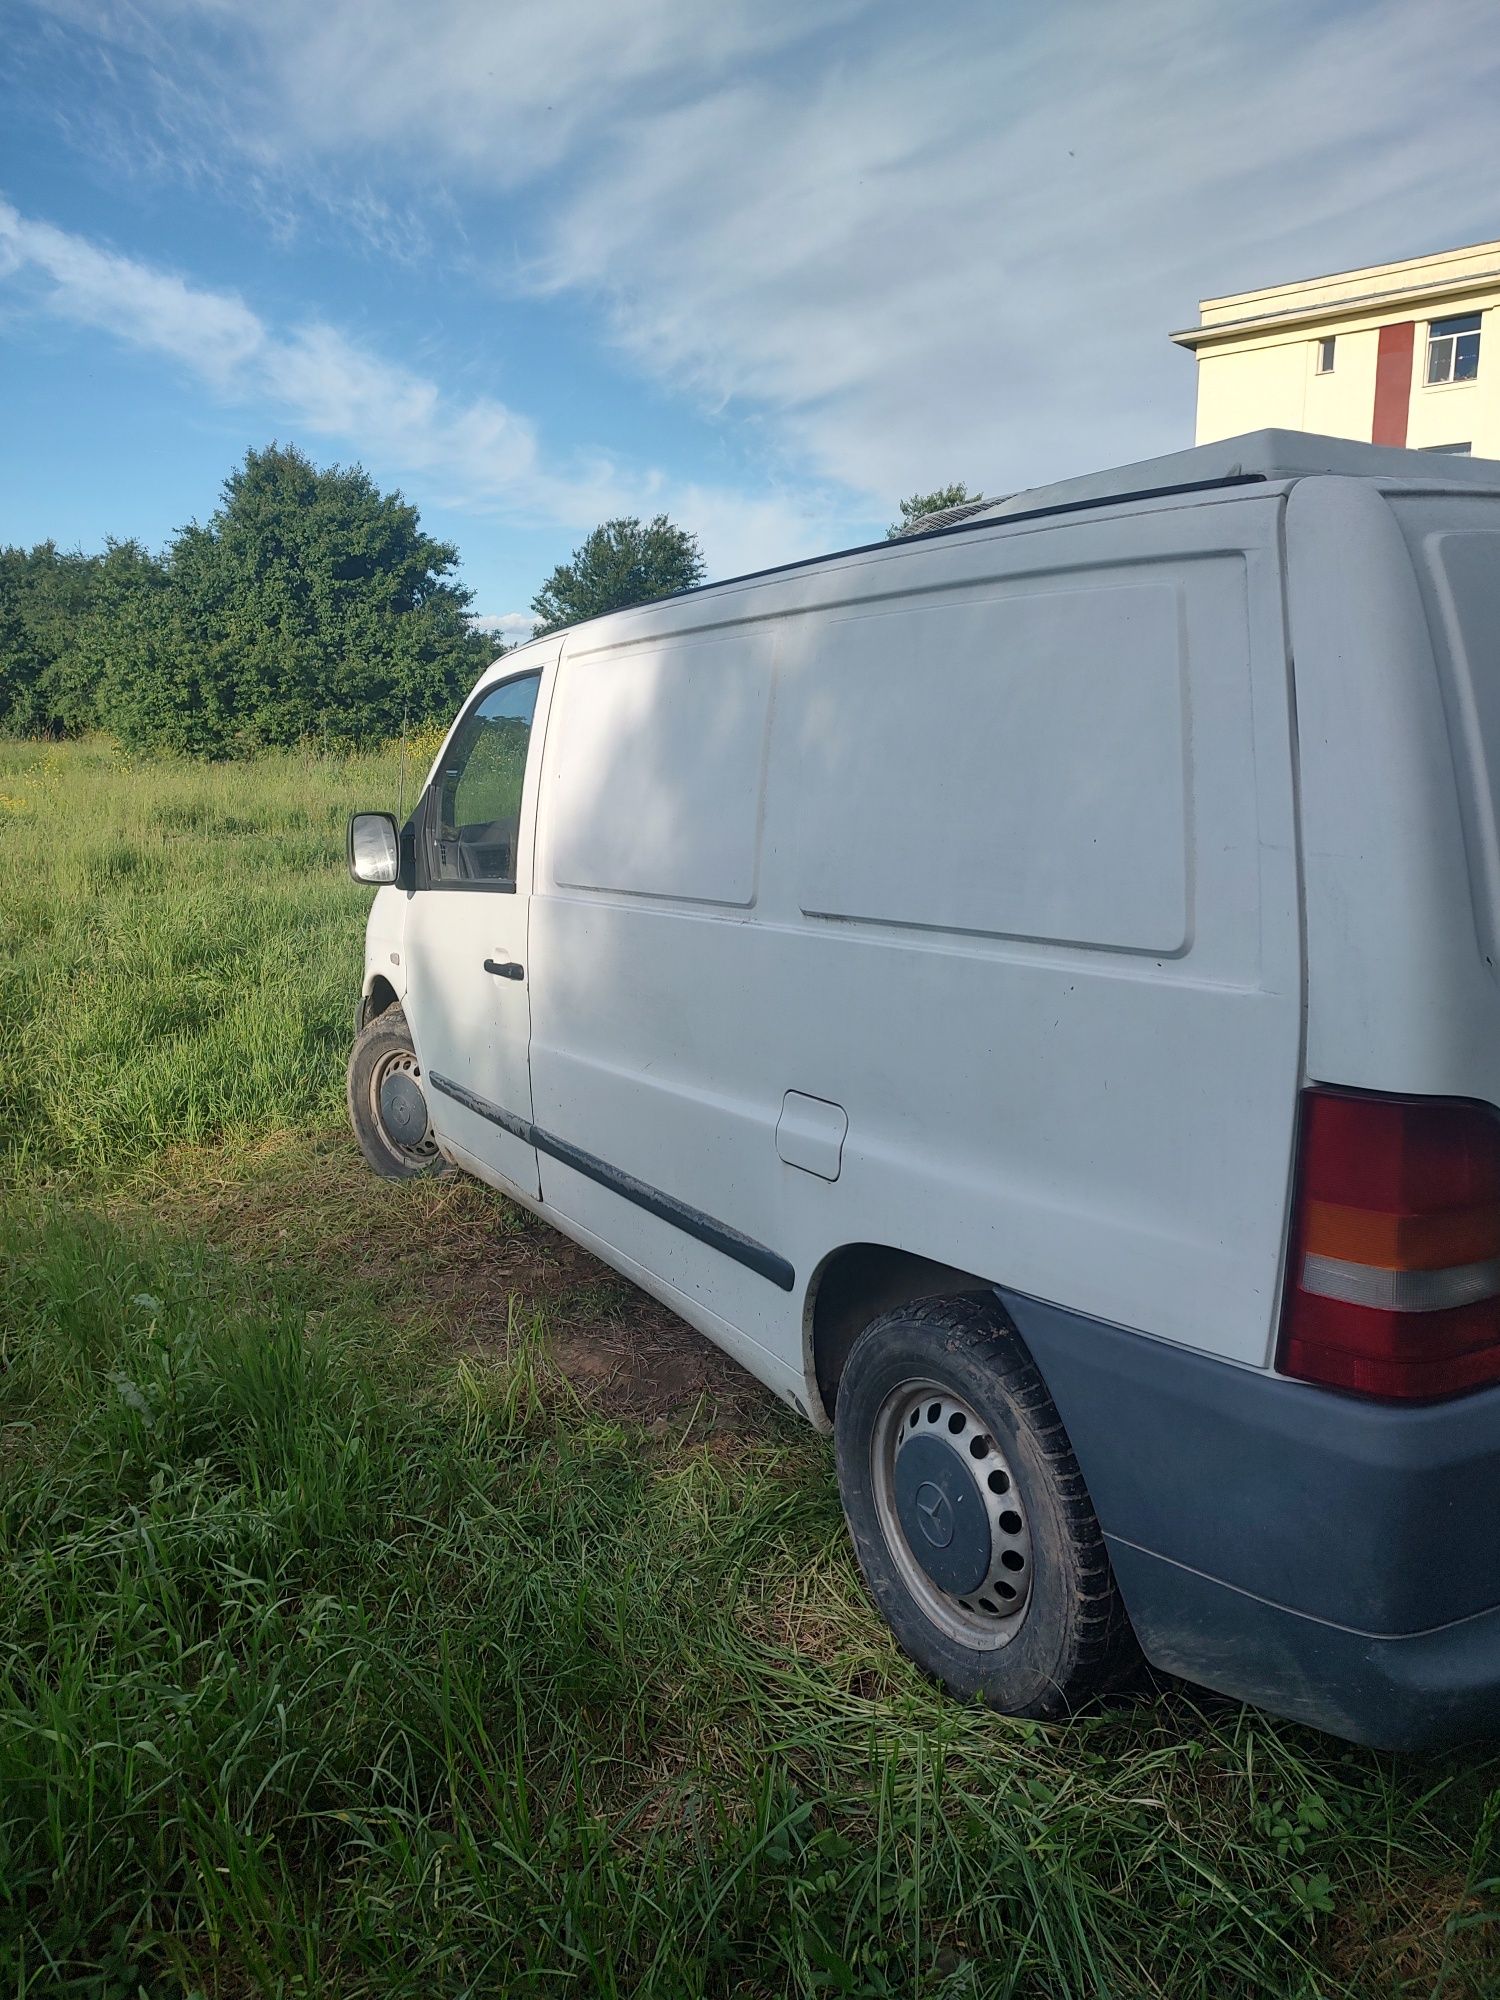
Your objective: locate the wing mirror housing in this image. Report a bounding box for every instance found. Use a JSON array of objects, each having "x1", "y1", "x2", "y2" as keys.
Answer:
[{"x1": 348, "y1": 811, "x2": 404, "y2": 887}]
